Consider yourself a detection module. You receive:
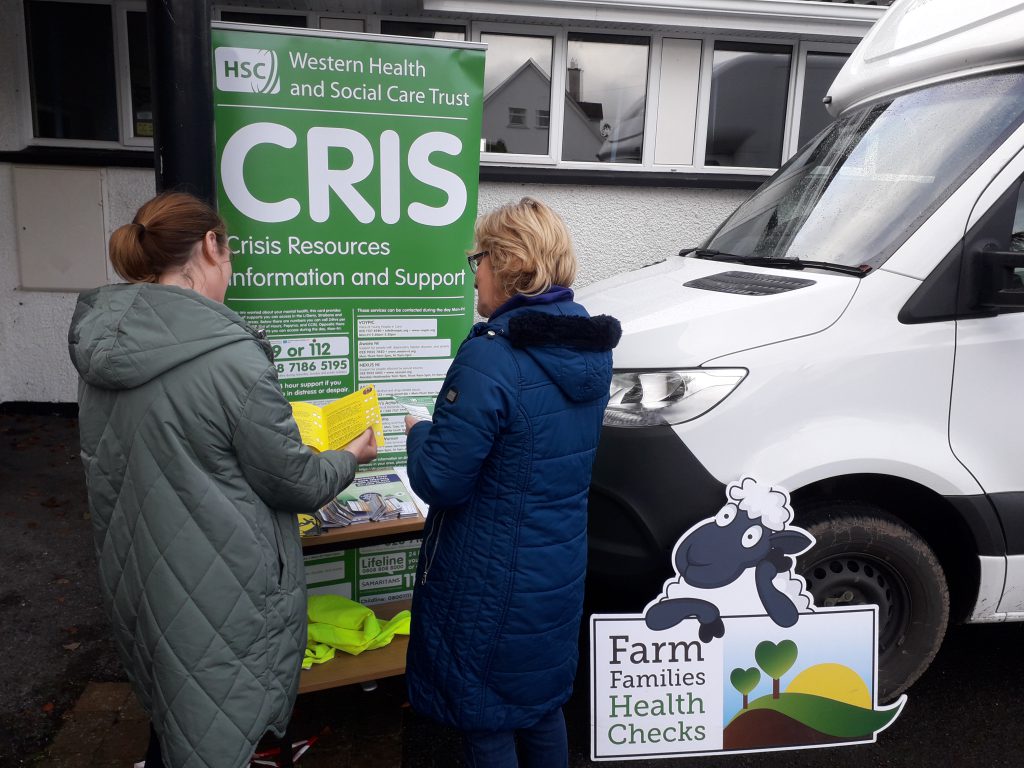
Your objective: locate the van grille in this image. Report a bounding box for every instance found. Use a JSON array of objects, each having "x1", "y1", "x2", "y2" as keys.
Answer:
[{"x1": 684, "y1": 271, "x2": 815, "y2": 295}]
